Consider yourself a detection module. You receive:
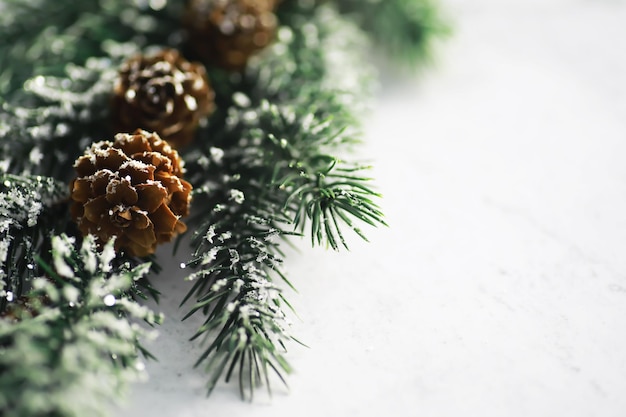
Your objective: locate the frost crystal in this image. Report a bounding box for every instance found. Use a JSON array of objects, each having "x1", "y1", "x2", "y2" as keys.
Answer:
[
  {"x1": 264, "y1": 228, "x2": 279, "y2": 242},
  {"x1": 27, "y1": 201, "x2": 43, "y2": 227},
  {"x1": 211, "y1": 278, "x2": 228, "y2": 292},
  {"x1": 62, "y1": 285, "x2": 80, "y2": 303},
  {"x1": 232, "y1": 92, "x2": 251, "y2": 108},
  {"x1": 0, "y1": 239, "x2": 10, "y2": 264},
  {"x1": 237, "y1": 327, "x2": 248, "y2": 343},
  {"x1": 28, "y1": 147, "x2": 44, "y2": 164},
  {"x1": 205, "y1": 225, "x2": 216, "y2": 243},
  {"x1": 52, "y1": 236, "x2": 75, "y2": 278},
  {"x1": 209, "y1": 147, "x2": 224, "y2": 163},
  {"x1": 201, "y1": 247, "x2": 218, "y2": 265},
  {"x1": 228, "y1": 189, "x2": 245, "y2": 204},
  {"x1": 100, "y1": 239, "x2": 117, "y2": 273},
  {"x1": 81, "y1": 235, "x2": 98, "y2": 273},
  {"x1": 228, "y1": 249, "x2": 240, "y2": 269}
]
